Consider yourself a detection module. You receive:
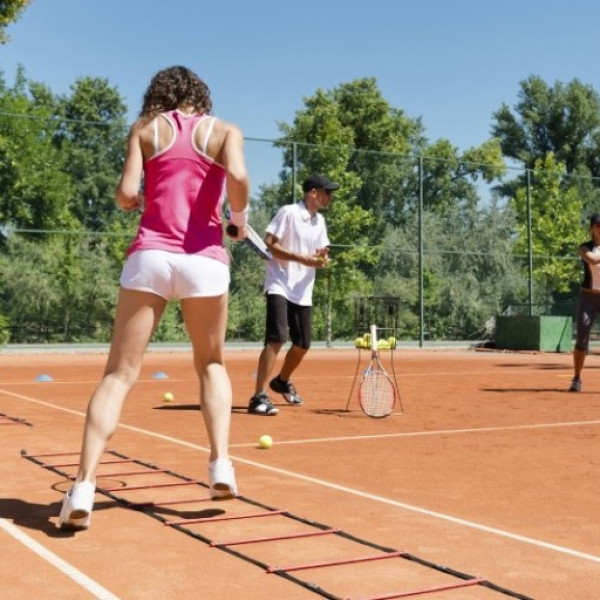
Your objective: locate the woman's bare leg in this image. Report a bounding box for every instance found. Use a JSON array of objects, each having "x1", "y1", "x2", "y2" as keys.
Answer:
[
  {"x1": 181, "y1": 293, "x2": 231, "y2": 462},
  {"x1": 75, "y1": 288, "x2": 166, "y2": 483}
]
